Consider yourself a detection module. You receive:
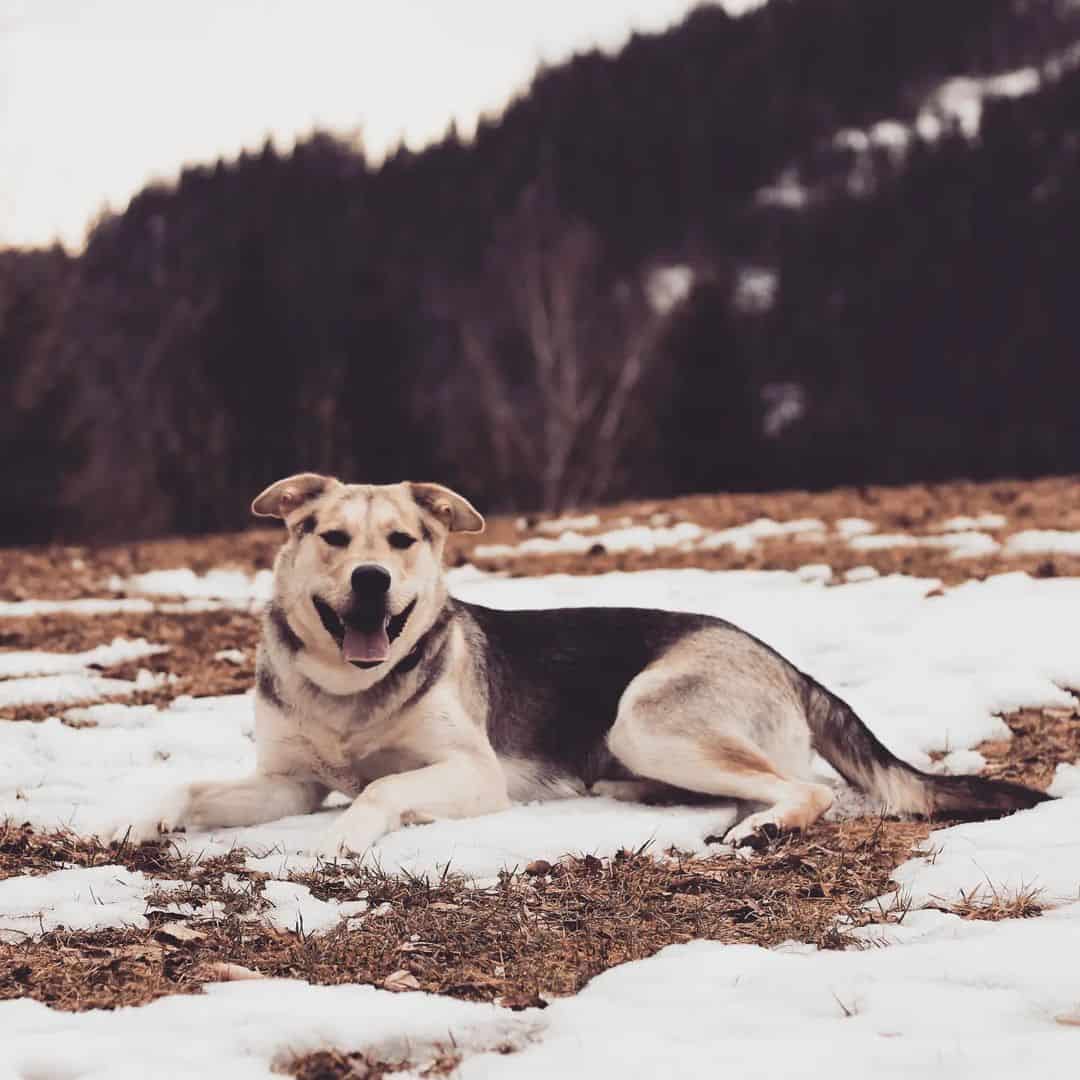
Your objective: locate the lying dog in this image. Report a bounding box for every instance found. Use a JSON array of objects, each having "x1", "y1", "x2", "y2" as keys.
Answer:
[{"x1": 132, "y1": 474, "x2": 1048, "y2": 857}]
